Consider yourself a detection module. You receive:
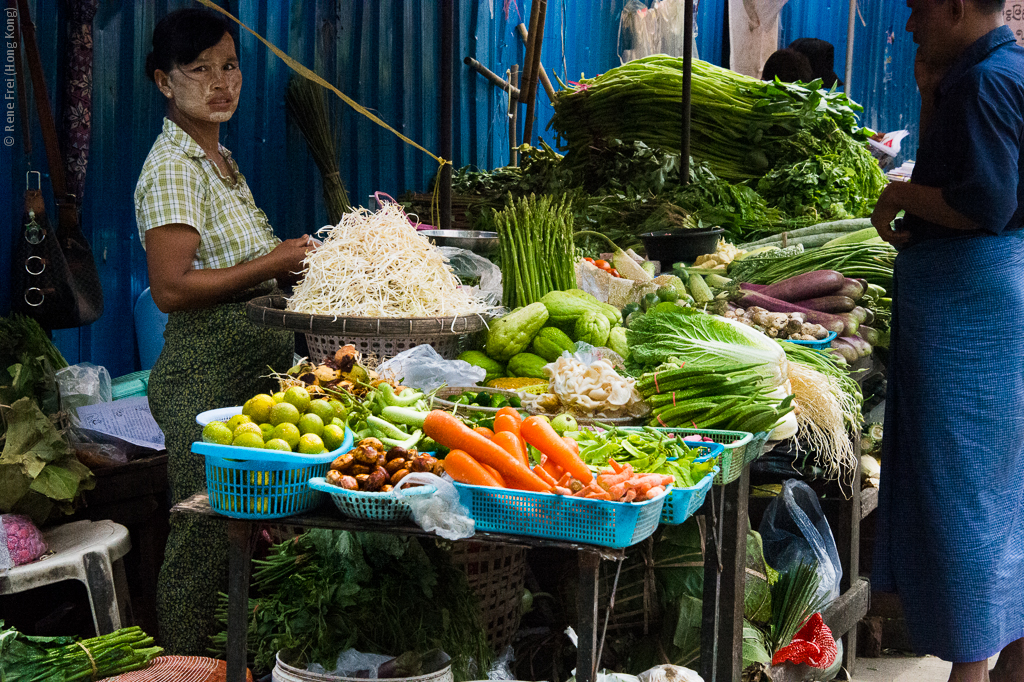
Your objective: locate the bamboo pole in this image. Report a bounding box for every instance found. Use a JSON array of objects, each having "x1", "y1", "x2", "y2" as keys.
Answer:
[
  {"x1": 522, "y1": 0, "x2": 548, "y2": 145},
  {"x1": 515, "y1": 23, "x2": 556, "y2": 102},
  {"x1": 509, "y1": 64, "x2": 519, "y2": 166}
]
